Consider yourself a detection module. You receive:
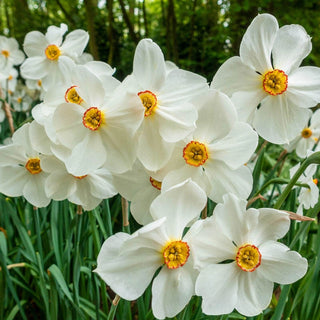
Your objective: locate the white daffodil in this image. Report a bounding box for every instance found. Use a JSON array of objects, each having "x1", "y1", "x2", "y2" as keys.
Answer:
[
  {"x1": 32, "y1": 63, "x2": 120, "y2": 144},
  {"x1": 290, "y1": 162, "x2": 319, "y2": 214},
  {"x1": 212, "y1": 13, "x2": 320, "y2": 144},
  {"x1": 122, "y1": 38, "x2": 208, "y2": 171},
  {"x1": 0, "y1": 121, "x2": 52, "y2": 207},
  {"x1": 285, "y1": 109, "x2": 320, "y2": 158},
  {"x1": 0, "y1": 35, "x2": 25, "y2": 72},
  {"x1": 11, "y1": 89, "x2": 32, "y2": 112},
  {"x1": 20, "y1": 23, "x2": 89, "y2": 90},
  {"x1": 52, "y1": 65, "x2": 142, "y2": 176},
  {"x1": 154, "y1": 88, "x2": 258, "y2": 203},
  {"x1": 192, "y1": 193, "x2": 308, "y2": 317},
  {"x1": 0, "y1": 67, "x2": 18, "y2": 93},
  {"x1": 94, "y1": 179, "x2": 207, "y2": 320},
  {"x1": 42, "y1": 155, "x2": 117, "y2": 211},
  {"x1": 113, "y1": 160, "x2": 162, "y2": 225}
]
